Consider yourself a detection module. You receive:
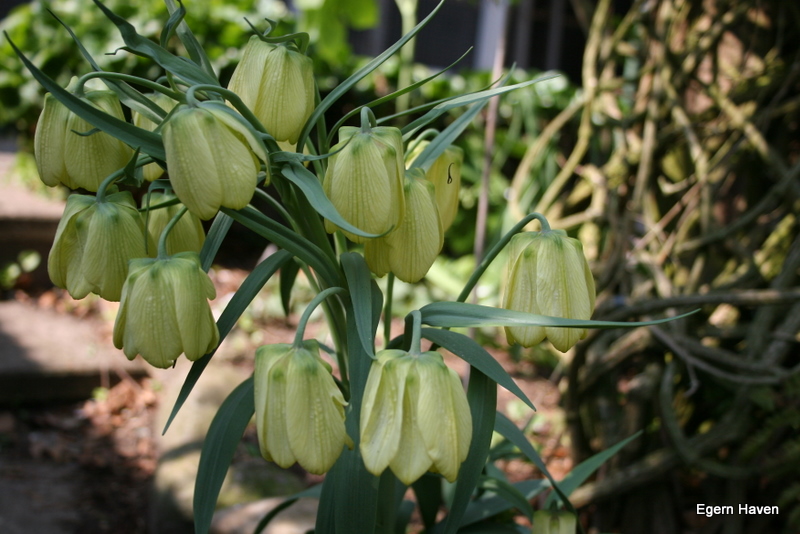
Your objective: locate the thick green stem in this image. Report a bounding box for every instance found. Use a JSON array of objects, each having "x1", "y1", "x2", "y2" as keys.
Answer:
[
  {"x1": 395, "y1": 0, "x2": 418, "y2": 115},
  {"x1": 360, "y1": 107, "x2": 377, "y2": 132},
  {"x1": 293, "y1": 287, "x2": 348, "y2": 347},
  {"x1": 406, "y1": 310, "x2": 423, "y2": 355},
  {"x1": 157, "y1": 206, "x2": 188, "y2": 259},
  {"x1": 185, "y1": 84, "x2": 269, "y2": 136},
  {"x1": 383, "y1": 273, "x2": 395, "y2": 348},
  {"x1": 94, "y1": 167, "x2": 127, "y2": 203},
  {"x1": 75, "y1": 72, "x2": 183, "y2": 104},
  {"x1": 457, "y1": 212, "x2": 550, "y2": 303}
]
